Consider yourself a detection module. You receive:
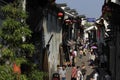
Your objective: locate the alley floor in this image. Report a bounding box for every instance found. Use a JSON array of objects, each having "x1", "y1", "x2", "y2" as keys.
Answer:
[{"x1": 66, "y1": 53, "x2": 95, "y2": 80}]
